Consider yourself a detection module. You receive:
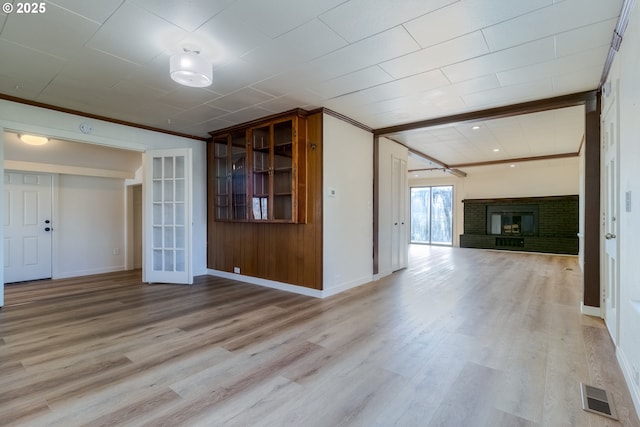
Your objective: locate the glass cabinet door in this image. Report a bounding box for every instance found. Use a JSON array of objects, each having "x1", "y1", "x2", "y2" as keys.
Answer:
[
  {"x1": 249, "y1": 118, "x2": 296, "y2": 222},
  {"x1": 212, "y1": 132, "x2": 248, "y2": 221},
  {"x1": 230, "y1": 131, "x2": 247, "y2": 220},
  {"x1": 251, "y1": 125, "x2": 270, "y2": 220},
  {"x1": 212, "y1": 135, "x2": 229, "y2": 220},
  {"x1": 273, "y1": 119, "x2": 294, "y2": 221}
]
